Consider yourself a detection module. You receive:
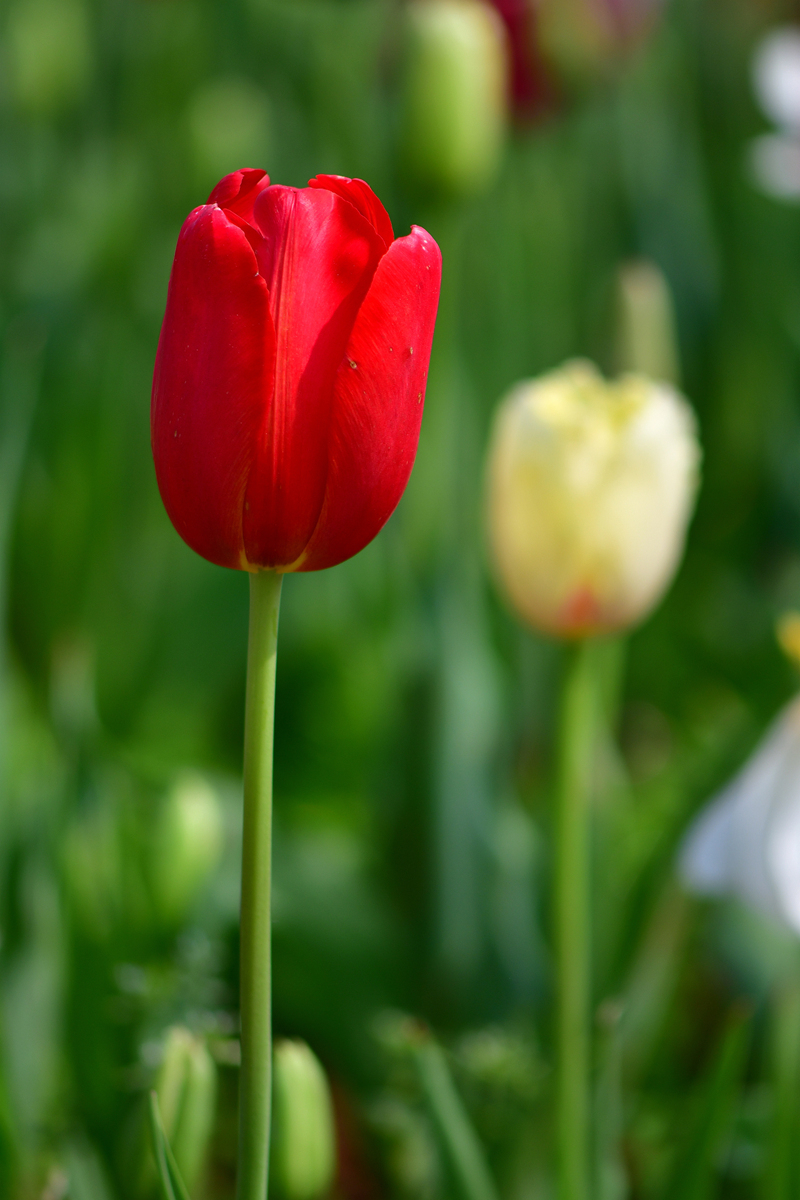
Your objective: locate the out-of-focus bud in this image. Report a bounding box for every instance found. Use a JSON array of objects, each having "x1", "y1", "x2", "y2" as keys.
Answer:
[
  {"x1": 399, "y1": 0, "x2": 508, "y2": 200},
  {"x1": 155, "y1": 1027, "x2": 217, "y2": 1194},
  {"x1": 62, "y1": 805, "x2": 122, "y2": 941},
  {"x1": 485, "y1": 360, "x2": 700, "y2": 638},
  {"x1": 777, "y1": 611, "x2": 800, "y2": 664},
  {"x1": 486, "y1": 0, "x2": 553, "y2": 120},
  {"x1": 272, "y1": 1040, "x2": 336, "y2": 1200},
  {"x1": 7, "y1": 0, "x2": 91, "y2": 117},
  {"x1": 679, "y1": 694, "x2": 800, "y2": 935},
  {"x1": 50, "y1": 635, "x2": 97, "y2": 743},
  {"x1": 615, "y1": 260, "x2": 680, "y2": 385},
  {"x1": 537, "y1": 0, "x2": 665, "y2": 85},
  {"x1": 150, "y1": 774, "x2": 224, "y2": 926}
]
